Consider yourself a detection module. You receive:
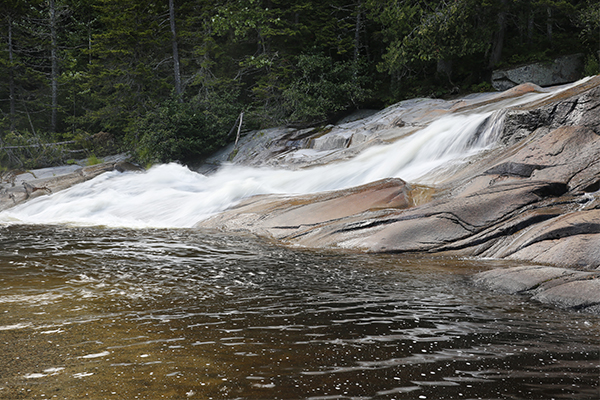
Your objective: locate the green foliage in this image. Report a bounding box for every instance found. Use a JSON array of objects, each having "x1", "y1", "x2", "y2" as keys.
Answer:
[
  {"x1": 0, "y1": 131, "x2": 68, "y2": 169},
  {"x1": 132, "y1": 93, "x2": 241, "y2": 166},
  {"x1": 281, "y1": 54, "x2": 375, "y2": 123},
  {"x1": 469, "y1": 81, "x2": 495, "y2": 93},
  {"x1": 86, "y1": 154, "x2": 103, "y2": 166},
  {"x1": 67, "y1": 0, "x2": 173, "y2": 138},
  {"x1": 370, "y1": 0, "x2": 490, "y2": 75},
  {"x1": 504, "y1": 51, "x2": 552, "y2": 67},
  {"x1": 368, "y1": 0, "x2": 588, "y2": 90},
  {"x1": 0, "y1": 0, "x2": 594, "y2": 167},
  {"x1": 584, "y1": 54, "x2": 600, "y2": 76},
  {"x1": 577, "y1": 1, "x2": 600, "y2": 54}
]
